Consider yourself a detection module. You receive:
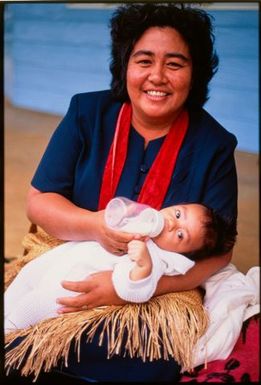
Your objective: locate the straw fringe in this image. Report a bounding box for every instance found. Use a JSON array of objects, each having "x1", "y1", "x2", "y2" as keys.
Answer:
[
  {"x1": 4, "y1": 224, "x2": 64, "y2": 290},
  {"x1": 5, "y1": 225, "x2": 209, "y2": 381}
]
